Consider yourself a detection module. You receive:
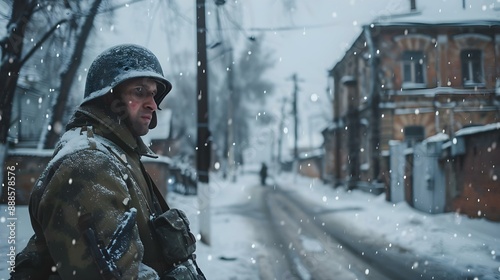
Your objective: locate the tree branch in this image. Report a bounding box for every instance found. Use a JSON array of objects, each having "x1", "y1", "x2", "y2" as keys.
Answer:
[{"x1": 19, "y1": 17, "x2": 69, "y2": 66}]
